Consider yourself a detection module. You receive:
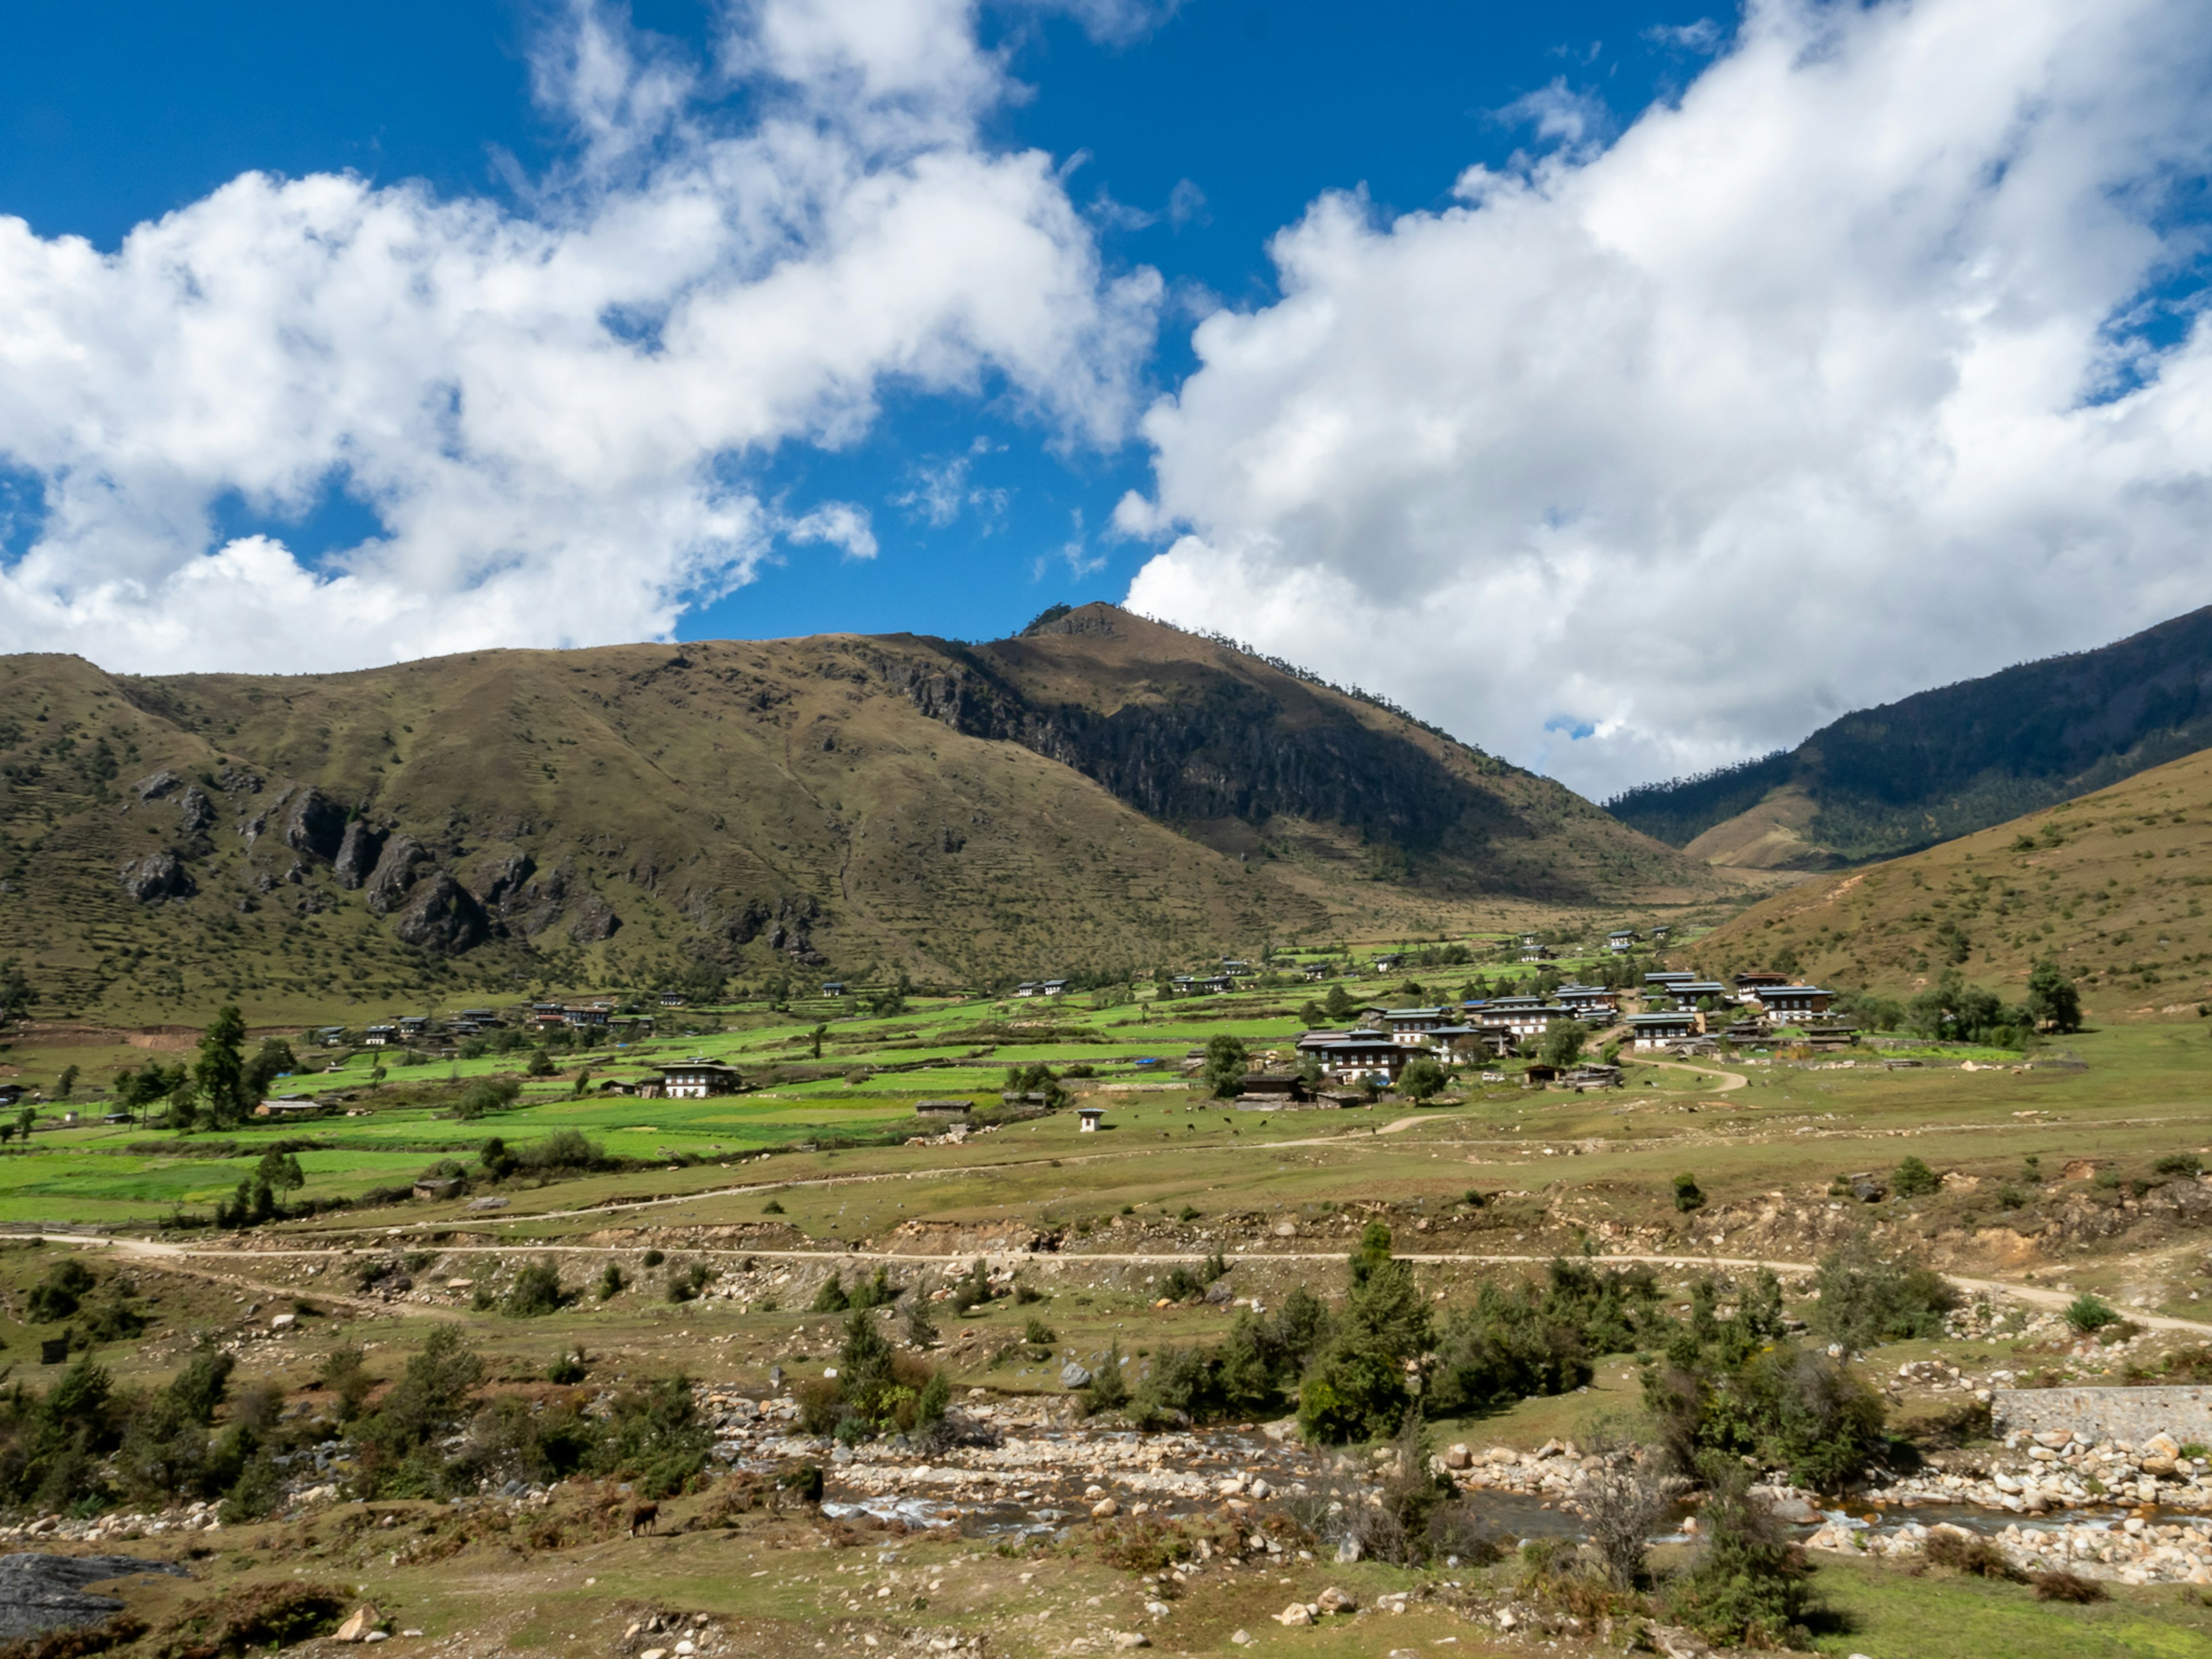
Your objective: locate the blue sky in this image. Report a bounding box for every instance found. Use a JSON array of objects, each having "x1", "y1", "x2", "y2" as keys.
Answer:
[
  {"x1": 1, "y1": 0, "x2": 2207, "y2": 797},
  {"x1": 0, "y1": 0, "x2": 1719, "y2": 644}
]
